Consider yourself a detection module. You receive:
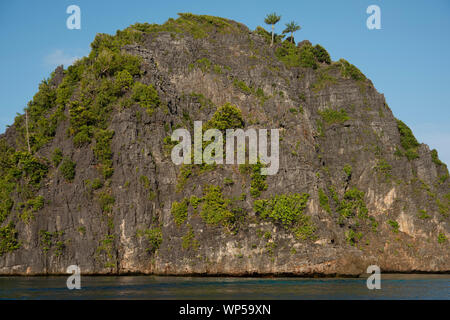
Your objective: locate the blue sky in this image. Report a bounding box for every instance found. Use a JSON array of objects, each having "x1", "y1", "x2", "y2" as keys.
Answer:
[{"x1": 0, "y1": 0, "x2": 449, "y2": 164}]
